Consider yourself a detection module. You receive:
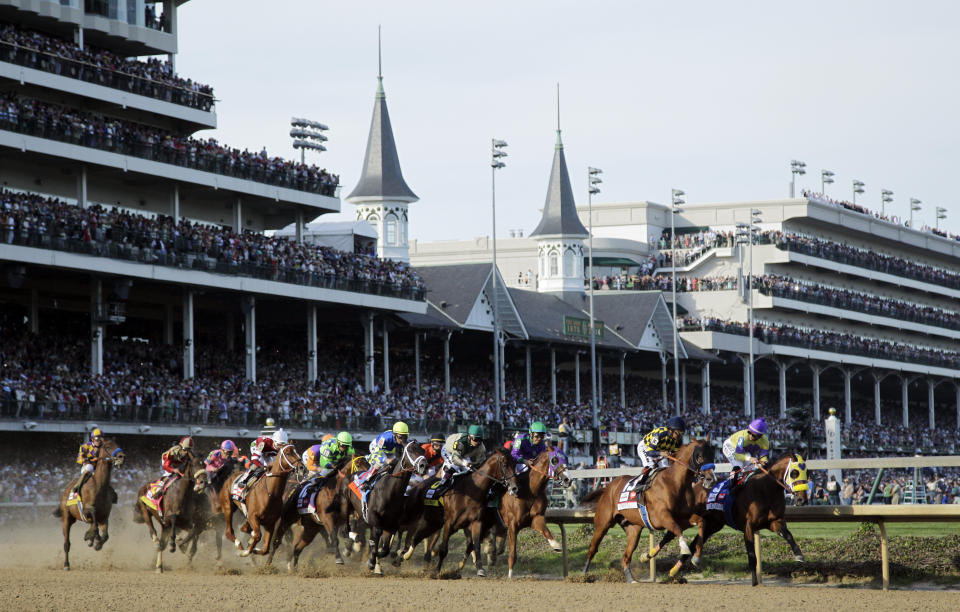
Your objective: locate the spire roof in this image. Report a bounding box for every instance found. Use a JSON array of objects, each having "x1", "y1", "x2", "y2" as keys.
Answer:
[
  {"x1": 529, "y1": 129, "x2": 589, "y2": 238},
  {"x1": 346, "y1": 38, "x2": 418, "y2": 204}
]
